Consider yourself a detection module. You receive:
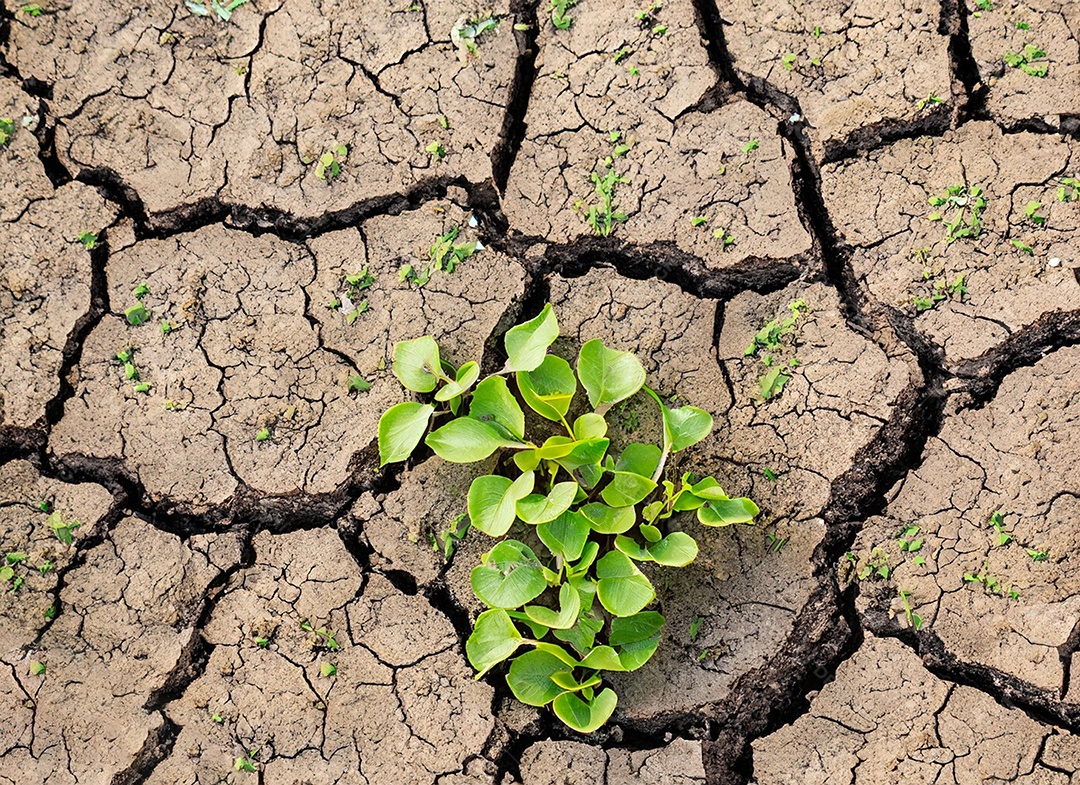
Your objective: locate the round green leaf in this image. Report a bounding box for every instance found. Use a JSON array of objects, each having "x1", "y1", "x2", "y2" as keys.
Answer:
[
  {"x1": 577, "y1": 645, "x2": 625, "y2": 672},
  {"x1": 466, "y1": 609, "x2": 523, "y2": 677},
  {"x1": 555, "y1": 438, "x2": 610, "y2": 472},
  {"x1": 469, "y1": 376, "x2": 526, "y2": 440},
  {"x1": 435, "y1": 361, "x2": 480, "y2": 401},
  {"x1": 608, "y1": 611, "x2": 665, "y2": 646},
  {"x1": 533, "y1": 642, "x2": 582, "y2": 667},
  {"x1": 517, "y1": 481, "x2": 578, "y2": 524},
  {"x1": 579, "y1": 503, "x2": 635, "y2": 535},
  {"x1": 698, "y1": 497, "x2": 760, "y2": 526},
  {"x1": 595, "y1": 551, "x2": 655, "y2": 617},
  {"x1": 504, "y1": 303, "x2": 559, "y2": 372},
  {"x1": 537, "y1": 510, "x2": 591, "y2": 562},
  {"x1": 506, "y1": 650, "x2": 570, "y2": 706},
  {"x1": 471, "y1": 540, "x2": 548, "y2": 609},
  {"x1": 615, "y1": 635, "x2": 661, "y2": 671},
  {"x1": 647, "y1": 531, "x2": 699, "y2": 566},
  {"x1": 524, "y1": 582, "x2": 581, "y2": 630},
  {"x1": 392, "y1": 336, "x2": 442, "y2": 393},
  {"x1": 551, "y1": 671, "x2": 603, "y2": 692},
  {"x1": 663, "y1": 404, "x2": 713, "y2": 453},
  {"x1": 577, "y1": 338, "x2": 646, "y2": 409},
  {"x1": 552, "y1": 688, "x2": 618, "y2": 734},
  {"x1": 517, "y1": 355, "x2": 576, "y2": 421},
  {"x1": 573, "y1": 412, "x2": 608, "y2": 440},
  {"x1": 613, "y1": 535, "x2": 651, "y2": 561},
  {"x1": 425, "y1": 418, "x2": 523, "y2": 463},
  {"x1": 468, "y1": 471, "x2": 535, "y2": 537},
  {"x1": 615, "y1": 443, "x2": 662, "y2": 477},
  {"x1": 600, "y1": 471, "x2": 657, "y2": 508},
  {"x1": 377, "y1": 402, "x2": 435, "y2": 467}
]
